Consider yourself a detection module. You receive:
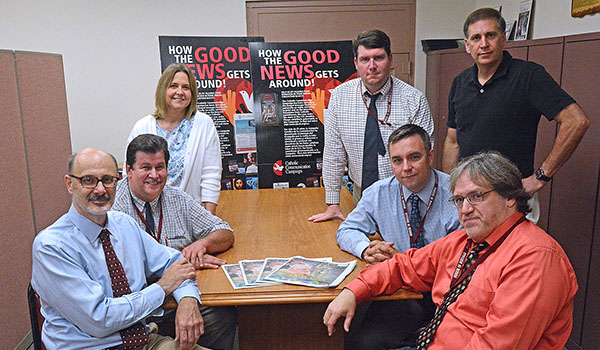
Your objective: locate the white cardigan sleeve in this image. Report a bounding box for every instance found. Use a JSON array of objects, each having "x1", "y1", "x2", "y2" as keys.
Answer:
[{"x1": 180, "y1": 113, "x2": 222, "y2": 204}]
